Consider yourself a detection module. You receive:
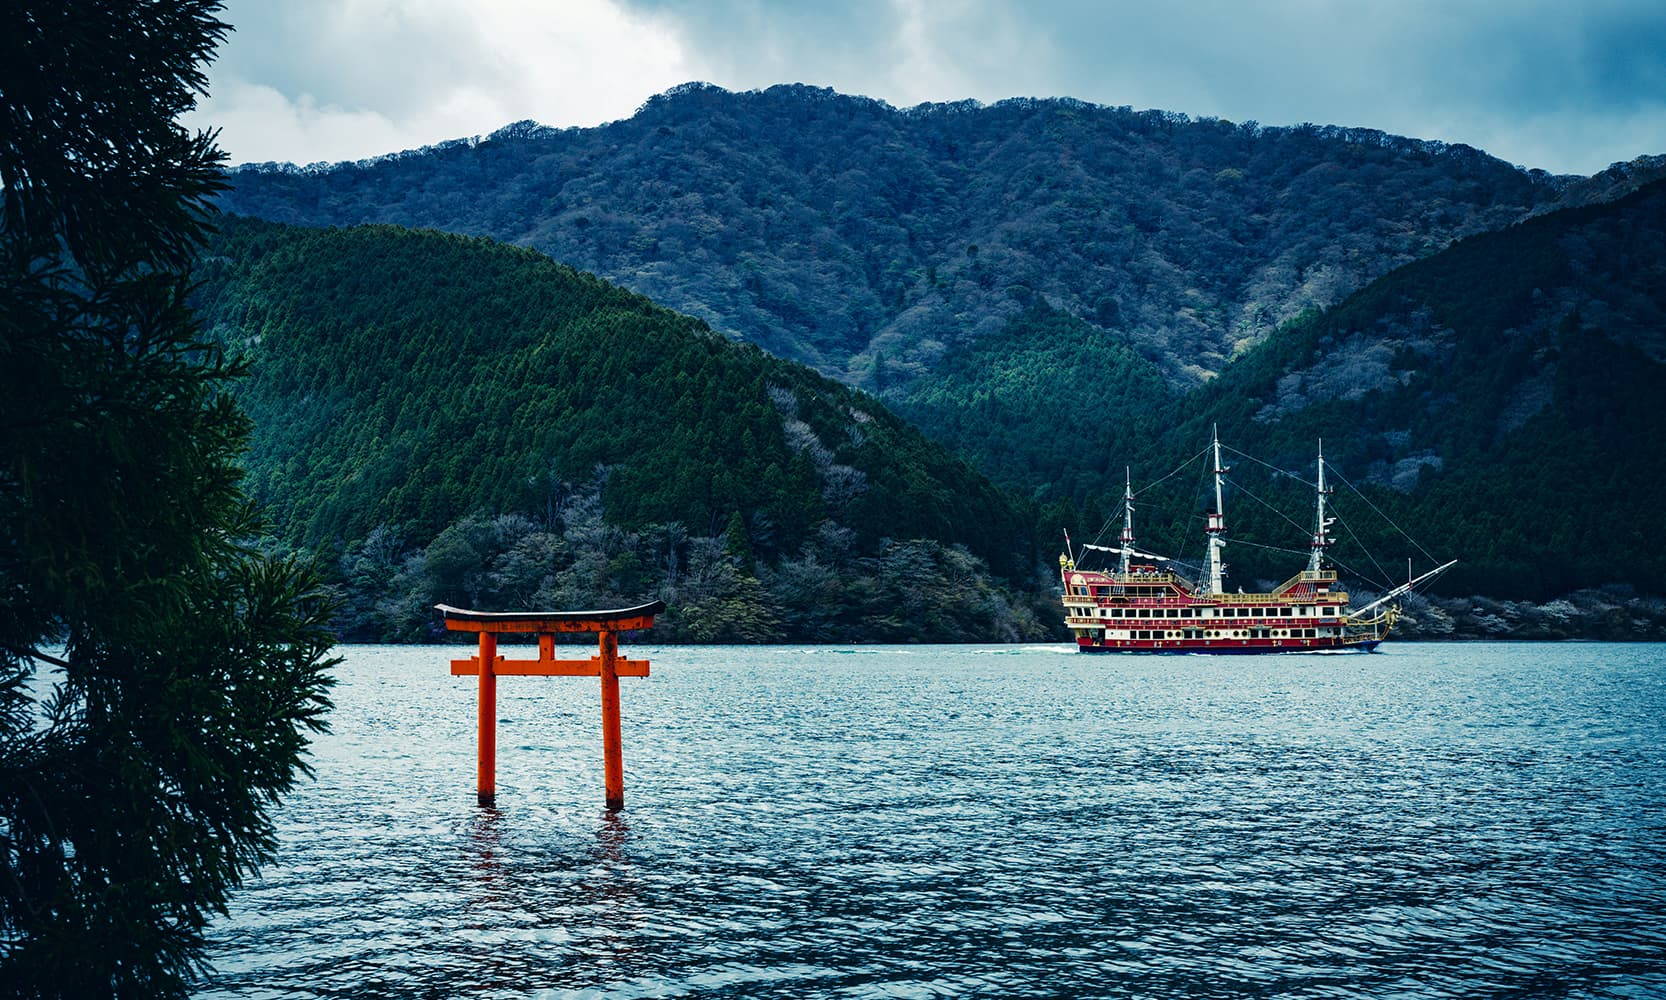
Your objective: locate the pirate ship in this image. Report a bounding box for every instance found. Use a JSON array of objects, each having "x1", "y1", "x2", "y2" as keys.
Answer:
[{"x1": 1060, "y1": 430, "x2": 1453, "y2": 653}]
